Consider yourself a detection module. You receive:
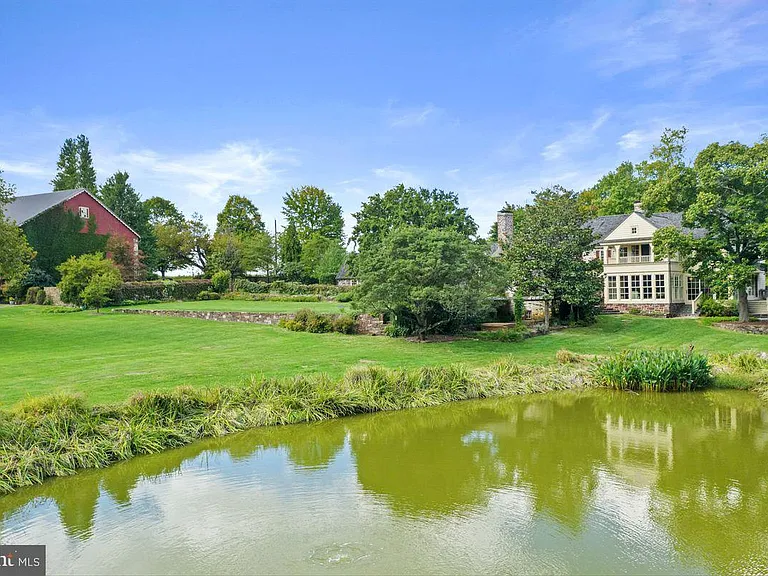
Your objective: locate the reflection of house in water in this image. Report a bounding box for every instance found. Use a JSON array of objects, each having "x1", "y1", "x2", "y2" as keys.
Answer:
[{"x1": 604, "y1": 414, "x2": 673, "y2": 488}]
